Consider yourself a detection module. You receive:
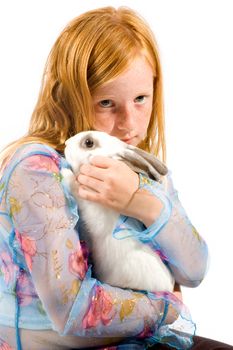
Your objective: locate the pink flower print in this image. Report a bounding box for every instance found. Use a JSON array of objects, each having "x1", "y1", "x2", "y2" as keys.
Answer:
[
  {"x1": 68, "y1": 242, "x2": 88, "y2": 280},
  {"x1": 15, "y1": 230, "x2": 37, "y2": 272},
  {"x1": 17, "y1": 270, "x2": 35, "y2": 306},
  {"x1": 154, "y1": 249, "x2": 169, "y2": 262},
  {"x1": 50, "y1": 152, "x2": 60, "y2": 168},
  {"x1": 82, "y1": 285, "x2": 116, "y2": 329},
  {"x1": 0, "y1": 337, "x2": 14, "y2": 350},
  {"x1": 26, "y1": 155, "x2": 59, "y2": 173},
  {"x1": 0, "y1": 251, "x2": 18, "y2": 287},
  {"x1": 153, "y1": 290, "x2": 183, "y2": 309},
  {"x1": 137, "y1": 318, "x2": 154, "y2": 339}
]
